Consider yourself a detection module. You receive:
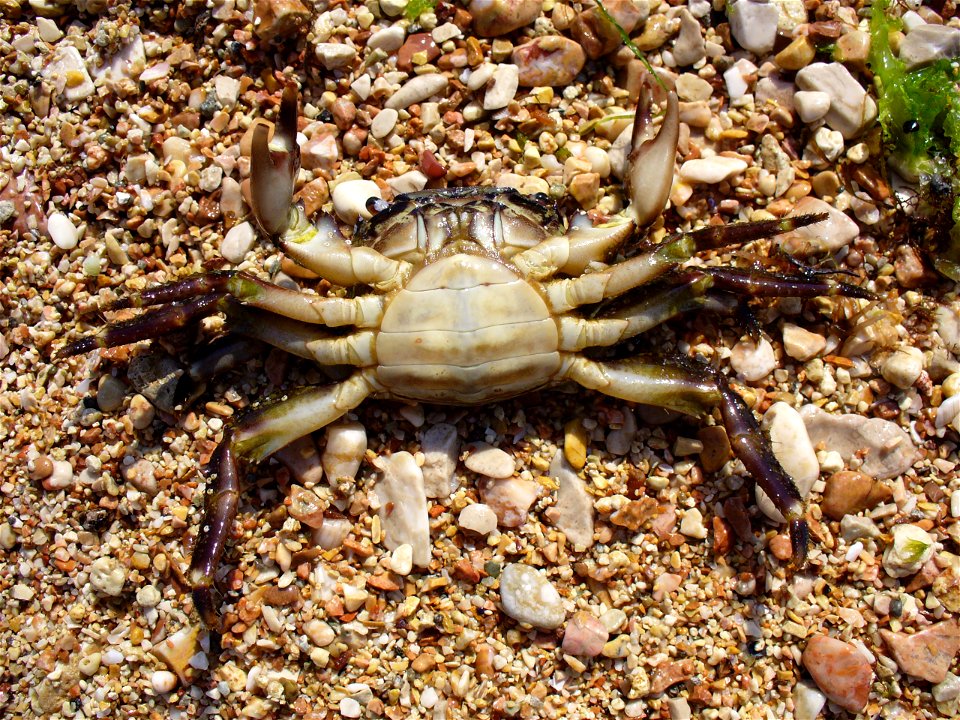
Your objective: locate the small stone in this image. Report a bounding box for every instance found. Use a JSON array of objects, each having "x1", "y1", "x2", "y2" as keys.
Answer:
[
  {"x1": 698, "y1": 426, "x2": 731, "y2": 472},
  {"x1": 458, "y1": 504, "x2": 498, "y2": 535},
  {"x1": 96, "y1": 375, "x2": 126, "y2": 413},
  {"x1": 221, "y1": 222, "x2": 256, "y2": 264},
  {"x1": 794, "y1": 90, "x2": 831, "y2": 124},
  {"x1": 370, "y1": 108, "x2": 399, "y2": 139},
  {"x1": 315, "y1": 43, "x2": 356, "y2": 70},
  {"x1": 900, "y1": 24, "x2": 960, "y2": 71},
  {"x1": 342, "y1": 583, "x2": 368, "y2": 612},
  {"x1": 801, "y1": 635, "x2": 873, "y2": 713},
  {"x1": 679, "y1": 156, "x2": 748, "y2": 184},
  {"x1": 679, "y1": 508, "x2": 707, "y2": 539},
  {"x1": 479, "y1": 477, "x2": 539, "y2": 528},
  {"x1": 672, "y1": 9, "x2": 705, "y2": 67},
  {"x1": 882, "y1": 523, "x2": 935, "y2": 578},
  {"x1": 782, "y1": 323, "x2": 826, "y2": 361},
  {"x1": 796, "y1": 62, "x2": 877, "y2": 139},
  {"x1": 727, "y1": 0, "x2": 779, "y2": 56},
  {"x1": 777, "y1": 197, "x2": 859, "y2": 255},
  {"x1": 48, "y1": 212, "x2": 79, "y2": 250},
  {"x1": 373, "y1": 452, "x2": 430, "y2": 567},
  {"x1": 368, "y1": 25, "x2": 405, "y2": 53},
  {"x1": 675, "y1": 73, "x2": 713, "y2": 102},
  {"x1": 499, "y1": 563, "x2": 565, "y2": 629},
  {"x1": 465, "y1": 442, "x2": 514, "y2": 479},
  {"x1": 396, "y1": 33, "x2": 439, "y2": 72},
  {"x1": 78, "y1": 652, "x2": 101, "y2": 677},
  {"x1": 821, "y1": 470, "x2": 892, "y2": 521},
  {"x1": 420, "y1": 423, "x2": 459, "y2": 498},
  {"x1": 89, "y1": 556, "x2": 127, "y2": 597},
  {"x1": 469, "y1": 0, "x2": 542, "y2": 37},
  {"x1": 510, "y1": 35, "x2": 587, "y2": 87},
  {"x1": 389, "y1": 544, "x2": 414, "y2": 576},
  {"x1": 562, "y1": 611, "x2": 609, "y2": 657},
  {"x1": 775, "y1": 35, "x2": 815, "y2": 71},
  {"x1": 288, "y1": 485, "x2": 327, "y2": 529},
  {"x1": 340, "y1": 697, "x2": 362, "y2": 718},
  {"x1": 150, "y1": 625, "x2": 201, "y2": 683},
  {"x1": 129, "y1": 393, "x2": 155, "y2": 430},
  {"x1": 881, "y1": 620, "x2": 960, "y2": 684},
  {"x1": 122, "y1": 458, "x2": 158, "y2": 496},
  {"x1": 312, "y1": 517, "x2": 352, "y2": 549},
  {"x1": 881, "y1": 346, "x2": 924, "y2": 390},
  {"x1": 385, "y1": 74, "x2": 449, "y2": 111},
  {"x1": 730, "y1": 337, "x2": 776, "y2": 382},
  {"x1": 305, "y1": 619, "x2": 335, "y2": 647},
  {"x1": 800, "y1": 405, "x2": 918, "y2": 479},
  {"x1": 253, "y1": 0, "x2": 310, "y2": 42},
  {"x1": 46, "y1": 459, "x2": 74, "y2": 489},
  {"x1": 757, "y1": 402, "x2": 818, "y2": 522},
  {"x1": 151, "y1": 670, "x2": 178, "y2": 694},
  {"x1": 571, "y1": 0, "x2": 646, "y2": 58},
  {"x1": 482, "y1": 63, "x2": 519, "y2": 110},
  {"x1": 43, "y1": 46, "x2": 95, "y2": 104},
  {"x1": 545, "y1": 450, "x2": 595, "y2": 549},
  {"x1": 568, "y1": 172, "x2": 600, "y2": 209},
  {"x1": 793, "y1": 681, "x2": 827, "y2": 720},
  {"x1": 322, "y1": 422, "x2": 367, "y2": 483}
]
